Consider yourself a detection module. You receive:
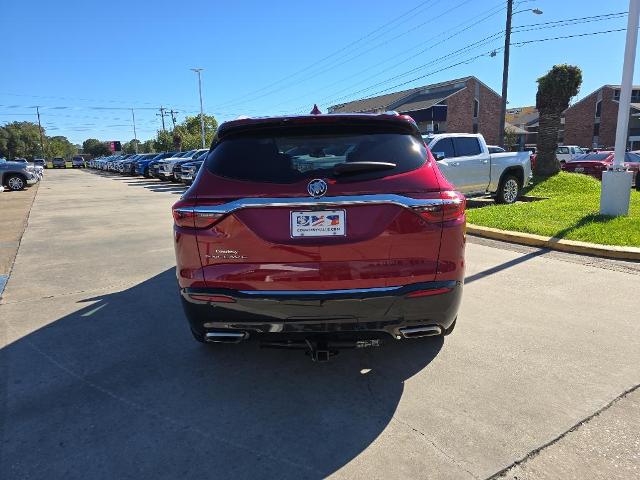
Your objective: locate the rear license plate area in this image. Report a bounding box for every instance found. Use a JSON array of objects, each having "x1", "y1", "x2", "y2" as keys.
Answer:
[{"x1": 291, "y1": 210, "x2": 346, "y2": 237}]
